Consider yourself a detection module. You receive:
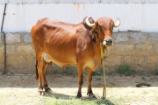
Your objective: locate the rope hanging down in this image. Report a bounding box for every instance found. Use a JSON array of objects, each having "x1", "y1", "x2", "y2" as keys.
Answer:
[{"x1": 100, "y1": 43, "x2": 110, "y2": 99}]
